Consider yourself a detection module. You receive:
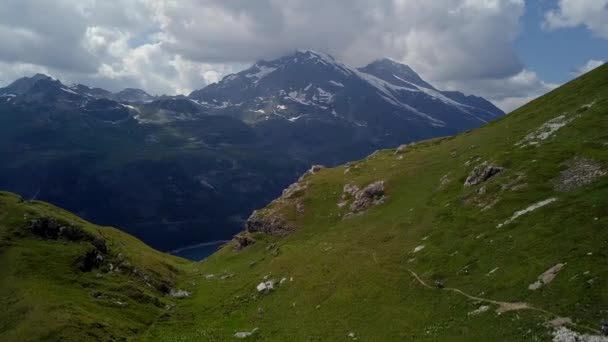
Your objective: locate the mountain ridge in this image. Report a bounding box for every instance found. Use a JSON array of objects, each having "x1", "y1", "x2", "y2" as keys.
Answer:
[
  {"x1": 0, "y1": 63, "x2": 606, "y2": 341},
  {"x1": 0, "y1": 51, "x2": 505, "y2": 254}
]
